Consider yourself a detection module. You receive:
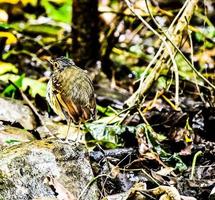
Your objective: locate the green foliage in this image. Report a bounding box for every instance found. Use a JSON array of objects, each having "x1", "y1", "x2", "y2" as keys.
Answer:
[
  {"x1": 131, "y1": 66, "x2": 149, "y2": 79},
  {"x1": 156, "y1": 76, "x2": 168, "y2": 90},
  {"x1": 96, "y1": 105, "x2": 117, "y2": 117},
  {"x1": 142, "y1": 124, "x2": 187, "y2": 172},
  {"x1": 21, "y1": 24, "x2": 65, "y2": 36},
  {"x1": 0, "y1": 23, "x2": 10, "y2": 29},
  {"x1": 176, "y1": 54, "x2": 201, "y2": 82},
  {"x1": 154, "y1": 145, "x2": 187, "y2": 172},
  {"x1": 85, "y1": 122, "x2": 136, "y2": 149},
  {"x1": 195, "y1": 26, "x2": 215, "y2": 48},
  {"x1": 5, "y1": 139, "x2": 21, "y2": 144},
  {"x1": 41, "y1": 0, "x2": 72, "y2": 23},
  {"x1": 0, "y1": 62, "x2": 18, "y2": 75},
  {"x1": 0, "y1": 74, "x2": 47, "y2": 97},
  {"x1": 173, "y1": 154, "x2": 187, "y2": 172},
  {"x1": 2, "y1": 74, "x2": 25, "y2": 97}
]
